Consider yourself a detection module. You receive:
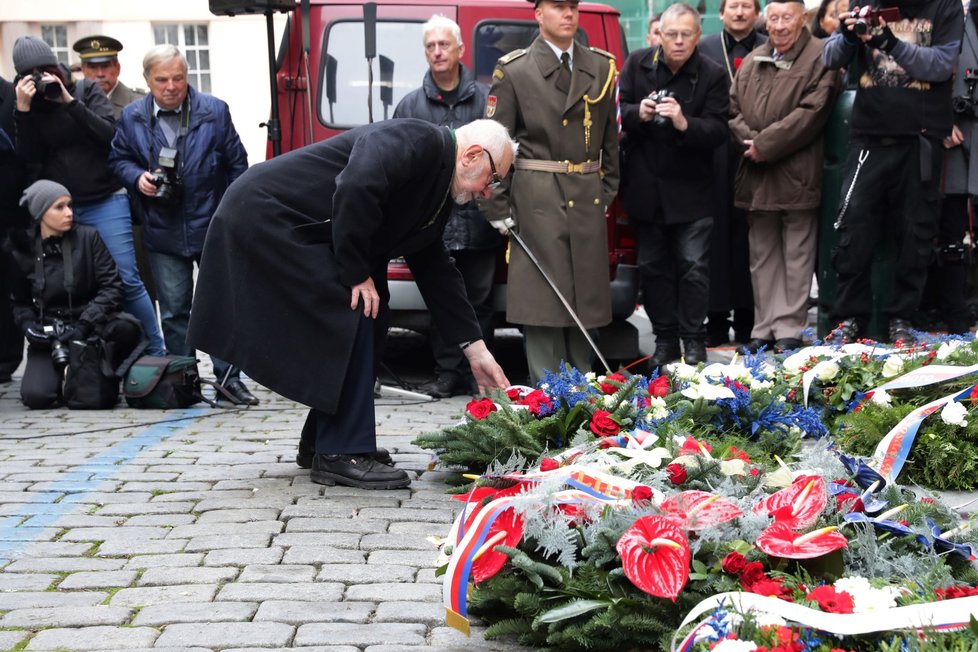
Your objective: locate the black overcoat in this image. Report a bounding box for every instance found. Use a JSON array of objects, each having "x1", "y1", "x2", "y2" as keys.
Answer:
[
  {"x1": 187, "y1": 120, "x2": 481, "y2": 413},
  {"x1": 619, "y1": 47, "x2": 729, "y2": 225}
]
